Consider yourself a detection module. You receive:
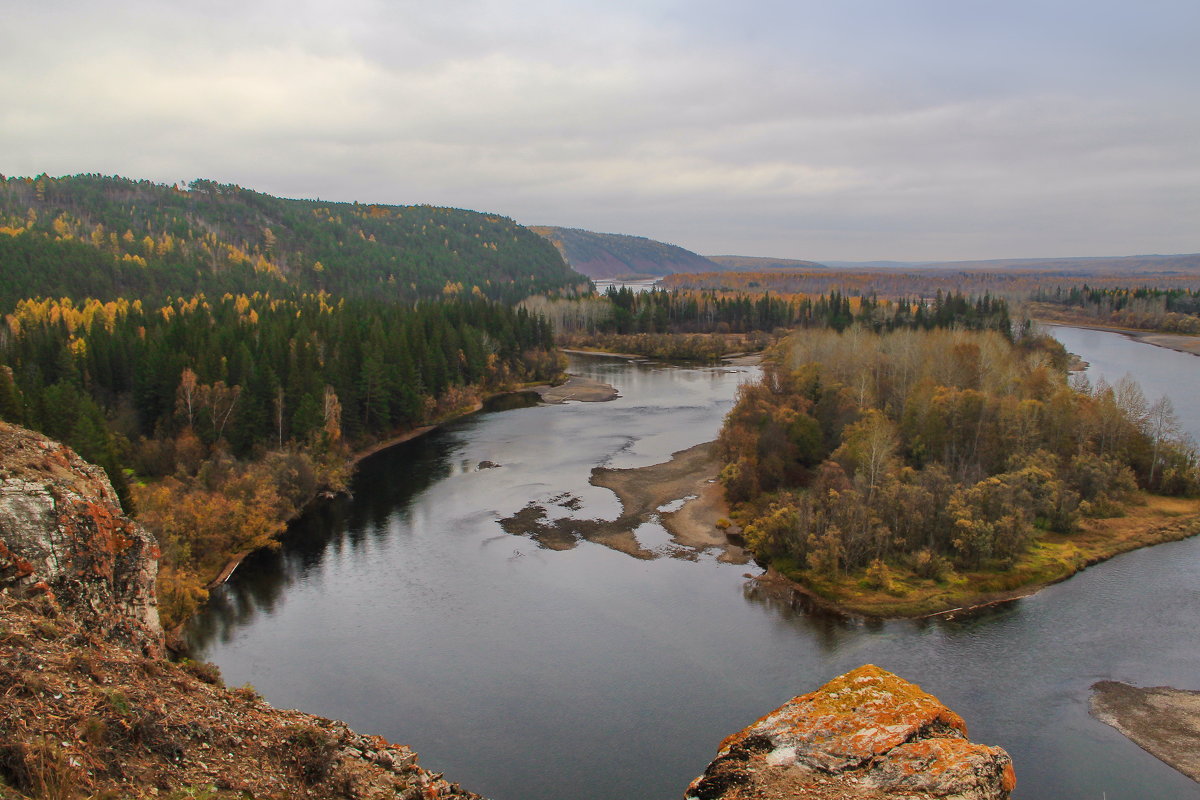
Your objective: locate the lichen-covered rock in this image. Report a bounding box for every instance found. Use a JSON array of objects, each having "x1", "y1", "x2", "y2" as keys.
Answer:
[
  {"x1": 0, "y1": 421, "x2": 163, "y2": 655},
  {"x1": 687, "y1": 664, "x2": 1015, "y2": 800}
]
